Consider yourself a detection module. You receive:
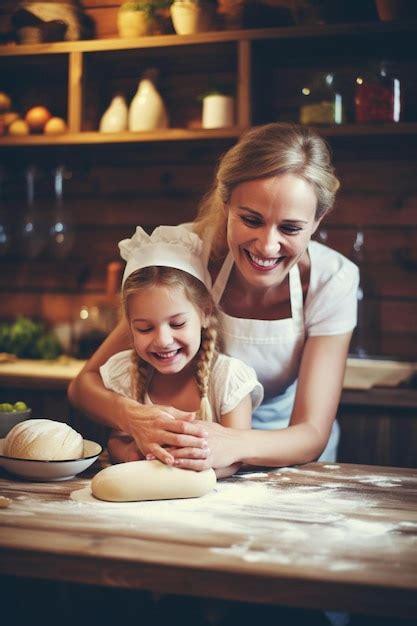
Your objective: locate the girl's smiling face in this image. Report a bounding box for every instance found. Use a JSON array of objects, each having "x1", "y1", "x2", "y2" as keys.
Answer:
[
  {"x1": 128, "y1": 284, "x2": 205, "y2": 375},
  {"x1": 225, "y1": 173, "x2": 321, "y2": 290}
]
